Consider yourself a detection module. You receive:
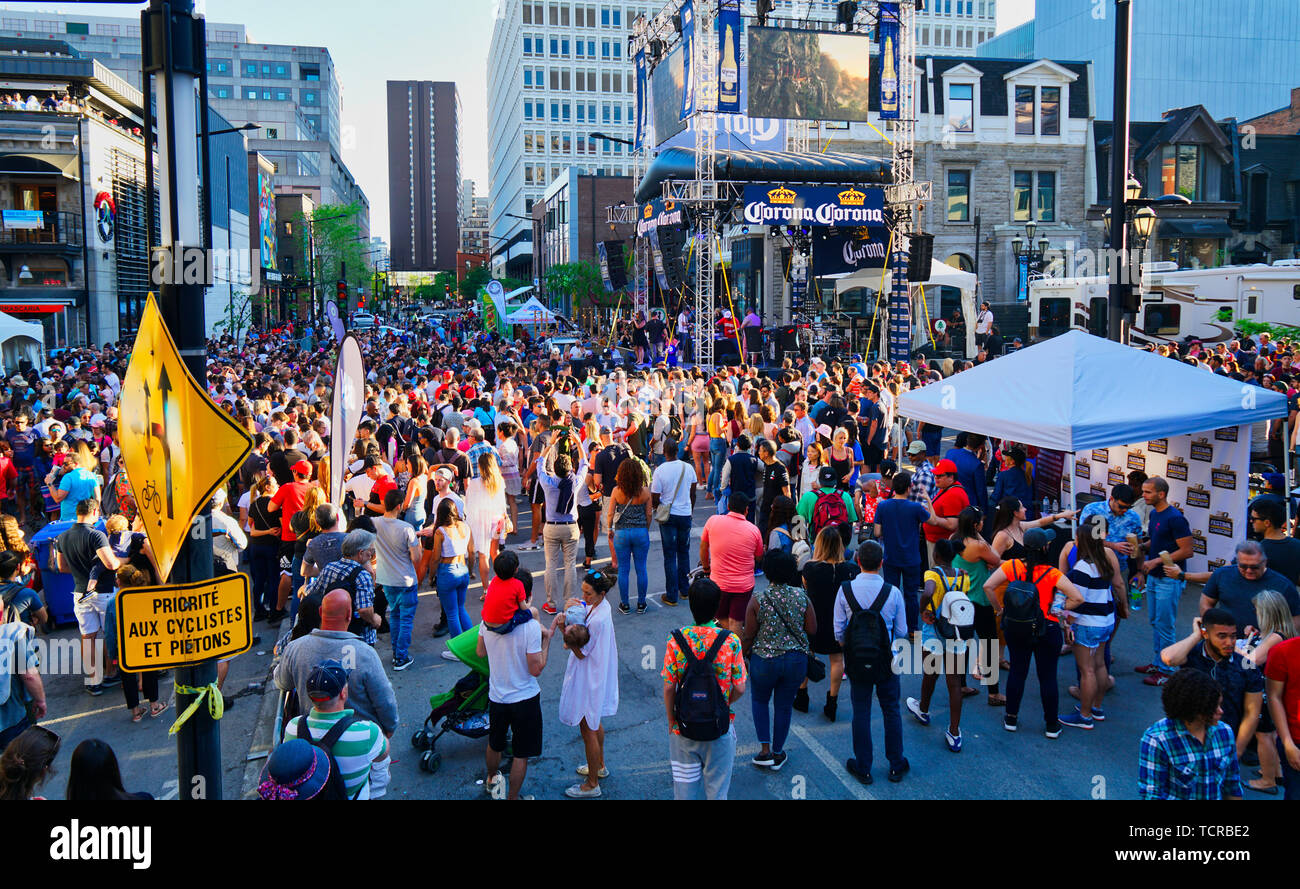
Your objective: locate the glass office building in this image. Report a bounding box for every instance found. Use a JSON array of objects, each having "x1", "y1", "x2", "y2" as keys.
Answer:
[{"x1": 979, "y1": 0, "x2": 1300, "y2": 120}]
